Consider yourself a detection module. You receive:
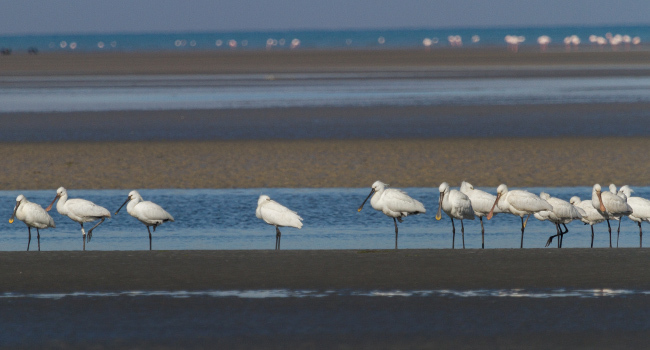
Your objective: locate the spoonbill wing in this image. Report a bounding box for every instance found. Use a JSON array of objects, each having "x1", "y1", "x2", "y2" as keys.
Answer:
[
  {"x1": 136, "y1": 201, "x2": 175, "y2": 222},
  {"x1": 382, "y1": 189, "x2": 426, "y2": 214},
  {"x1": 66, "y1": 198, "x2": 111, "y2": 219},
  {"x1": 260, "y1": 200, "x2": 303, "y2": 229}
]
